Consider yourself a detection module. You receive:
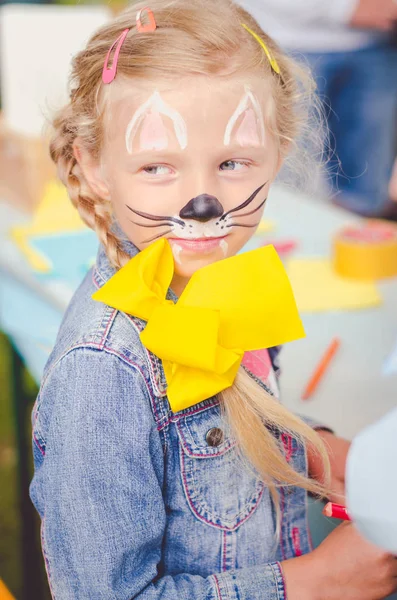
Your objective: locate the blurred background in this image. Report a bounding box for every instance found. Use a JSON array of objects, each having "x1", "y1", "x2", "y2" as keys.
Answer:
[{"x1": 0, "y1": 0, "x2": 396, "y2": 598}]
